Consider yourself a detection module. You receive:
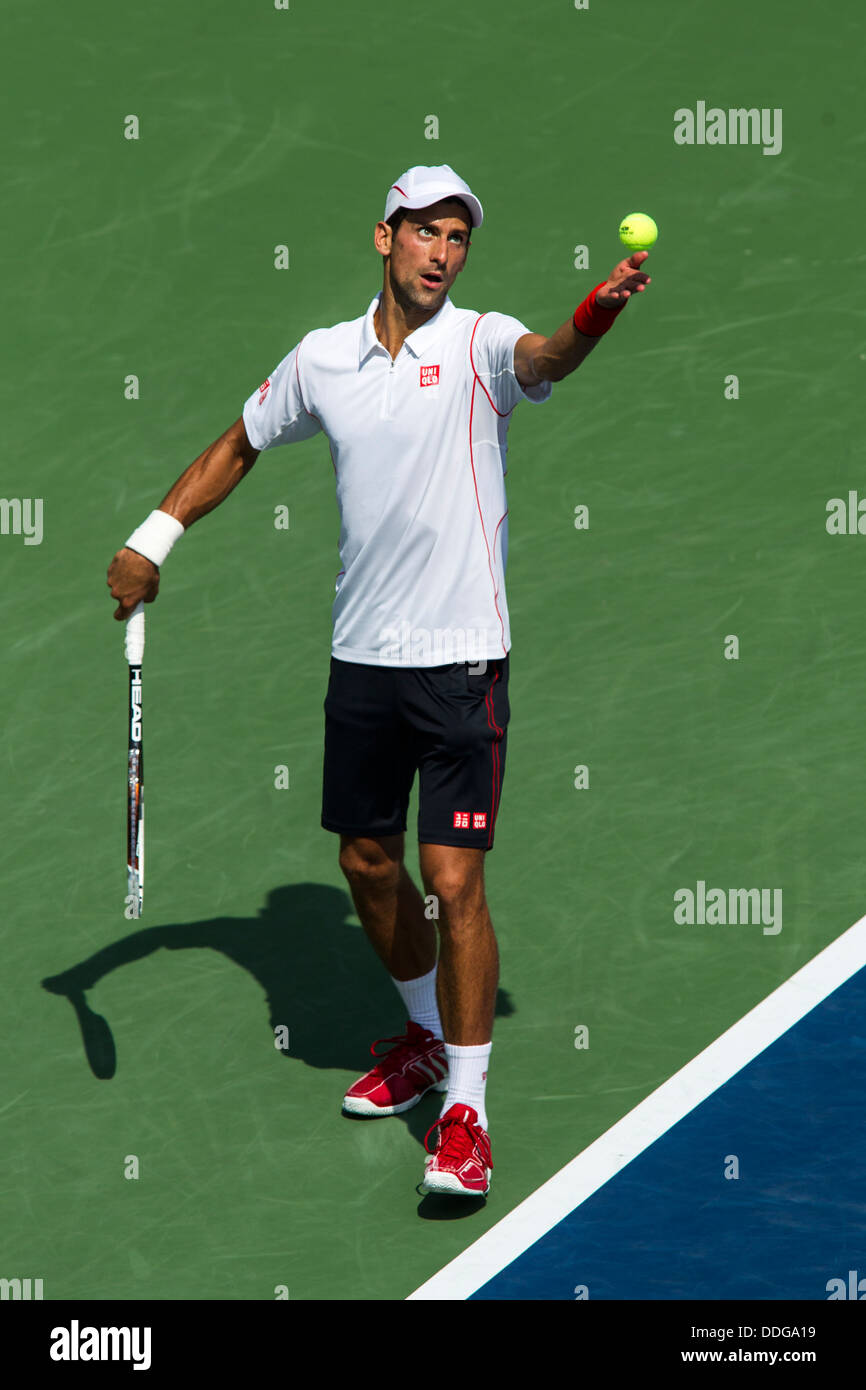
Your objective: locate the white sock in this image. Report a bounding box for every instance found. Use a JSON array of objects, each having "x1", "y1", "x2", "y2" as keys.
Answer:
[
  {"x1": 391, "y1": 965, "x2": 443, "y2": 1039},
  {"x1": 442, "y1": 1042, "x2": 492, "y2": 1130}
]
